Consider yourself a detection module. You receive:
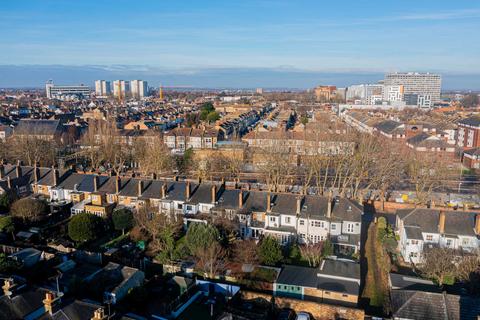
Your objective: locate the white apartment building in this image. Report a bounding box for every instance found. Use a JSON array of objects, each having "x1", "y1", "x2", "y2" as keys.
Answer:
[
  {"x1": 45, "y1": 80, "x2": 91, "y2": 100},
  {"x1": 94, "y1": 80, "x2": 111, "y2": 96},
  {"x1": 130, "y1": 80, "x2": 148, "y2": 99},
  {"x1": 346, "y1": 84, "x2": 384, "y2": 105},
  {"x1": 383, "y1": 85, "x2": 404, "y2": 102},
  {"x1": 384, "y1": 72, "x2": 441, "y2": 103},
  {"x1": 113, "y1": 80, "x2": 130, "y2": 98}
]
